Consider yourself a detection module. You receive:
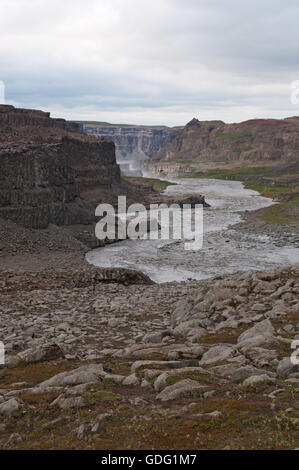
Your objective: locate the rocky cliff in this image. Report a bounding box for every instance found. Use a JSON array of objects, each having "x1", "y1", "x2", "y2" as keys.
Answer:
[
  {"x1": 83, "y1": 123, "x2": 173, "y2": 175},
  {"x1": 0, "y1": 106, "x2": 126, "y2": 230},
  {"x1": 148, "y1": 117, "x2": 299, "y2": 176},
  {"x1": 0, "y1": 105, "x2": 79, "y2": 134}
]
